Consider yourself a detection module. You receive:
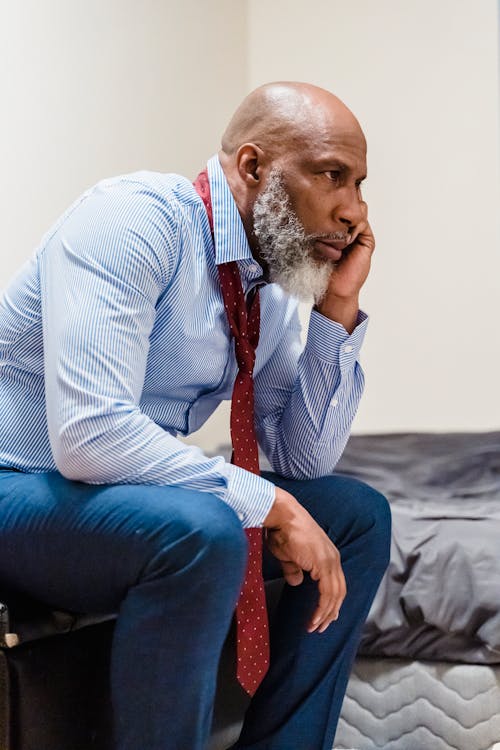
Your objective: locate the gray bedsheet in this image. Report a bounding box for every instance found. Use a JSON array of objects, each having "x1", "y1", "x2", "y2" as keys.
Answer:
[{"x1": 335, "y1": 431, "x2": 500, "y2": 663}]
